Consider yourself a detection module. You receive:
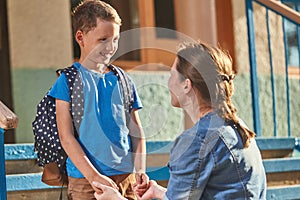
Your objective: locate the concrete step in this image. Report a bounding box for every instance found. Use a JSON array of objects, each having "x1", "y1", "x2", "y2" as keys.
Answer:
[
  {"x1": 263, "y1": 157, "x2": 300, "y2": 186},
  {"x1": 5, "y1": 138, "x2": 297, "y2": 174},
  {"x1": 6, "y1": 173, "x2": 67, "y2": 200},
  {"x1": 5, "y1": 144, "x2": 41, "y2": 174},
  {"x1": 266, "y1": 184, "x2": 300, "y2": 200},
  {"x1": 7, "y1": 189, "x2": 67, "y2": 200},
  {"x1": 256, "y1": 137, "x2": 296, "y2": 159},
  {"x1": 4, "y1": 138, "x2": 300, "y2": 200},
  {"x1": 146, "y1": 157, "x2": 300, "y2": 184},
  {"x1": 6, "y1": 169, "x2": 300, "y2": 200}
]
